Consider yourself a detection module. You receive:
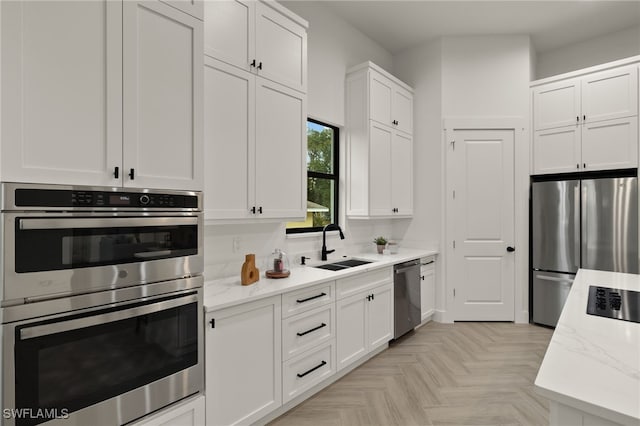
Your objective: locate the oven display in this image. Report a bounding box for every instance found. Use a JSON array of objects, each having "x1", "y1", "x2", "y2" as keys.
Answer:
[{"x1": 109, "y1": 194, "x2": 131, "y2": 205}]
